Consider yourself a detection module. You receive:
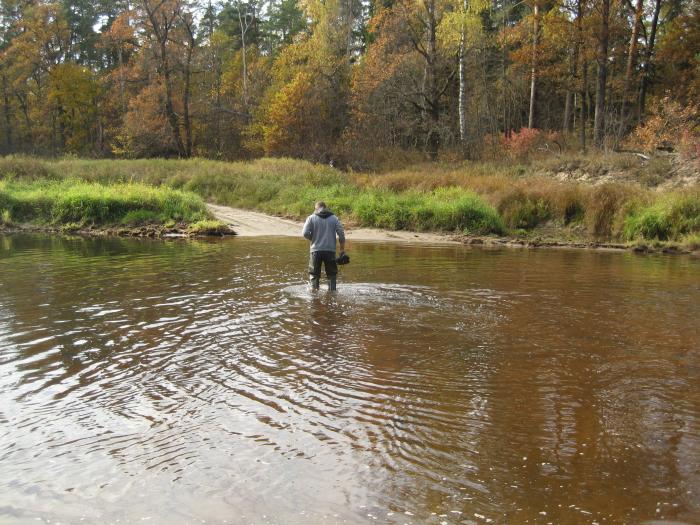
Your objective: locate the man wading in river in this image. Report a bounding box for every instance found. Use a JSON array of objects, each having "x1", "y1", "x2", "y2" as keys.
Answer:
[{"x1": 302, "y1": 201, "x2": 346, "y2": 291}]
